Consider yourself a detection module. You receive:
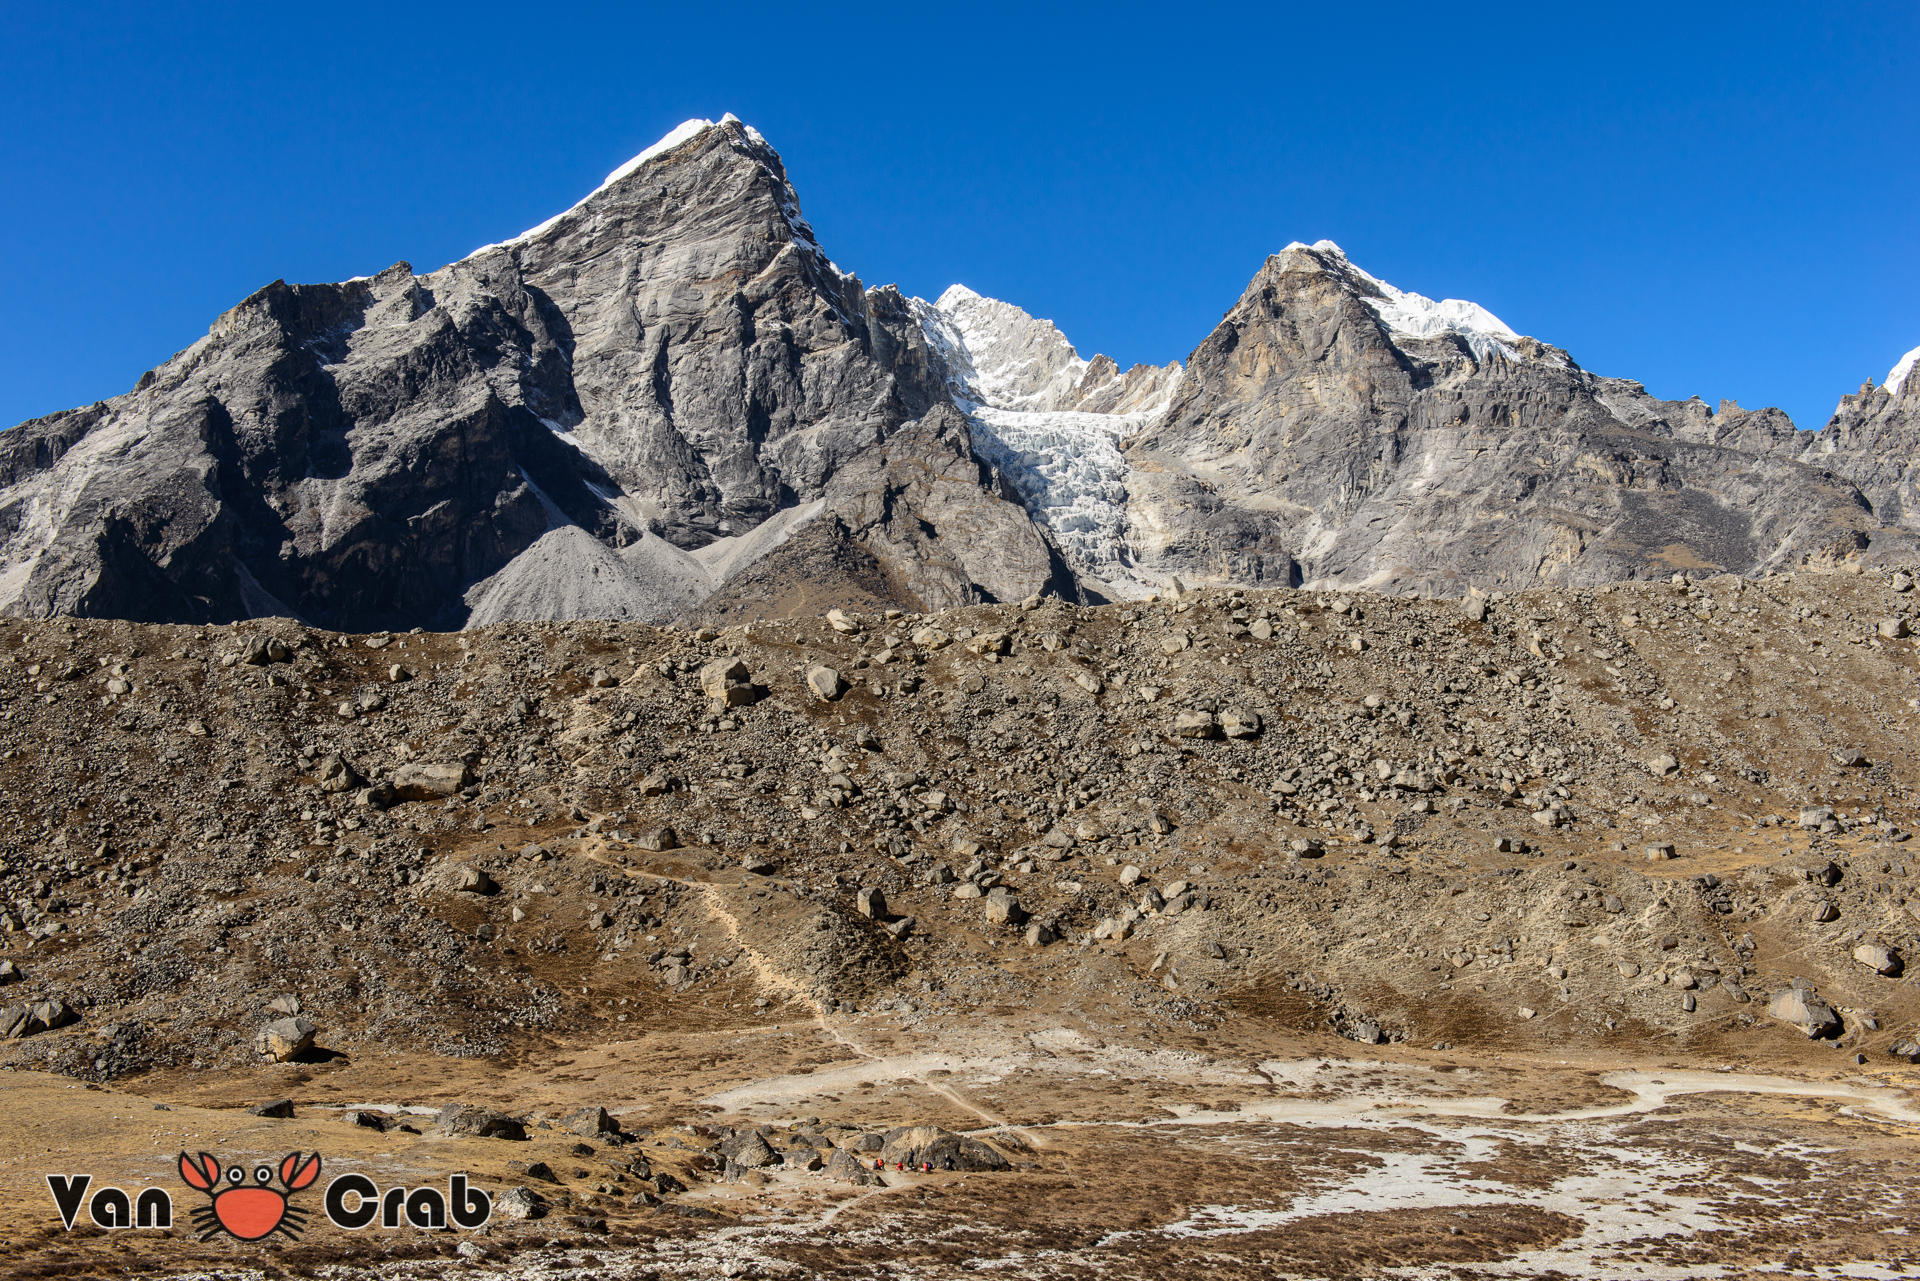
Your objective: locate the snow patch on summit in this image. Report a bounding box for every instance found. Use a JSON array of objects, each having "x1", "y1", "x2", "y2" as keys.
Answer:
[
  {"x1": 1285, "y1": 239, "x2": 1523, "y2": 363},
  {"x1": 1887, "y1": 344, "x2": 1920, "y2": 396},
  {"x1": 930, "y1": 285, "x2": 1090, "y2": 413},
  {"x1": 468, "y1": 117, "x2": 722, "y2": 257}
]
